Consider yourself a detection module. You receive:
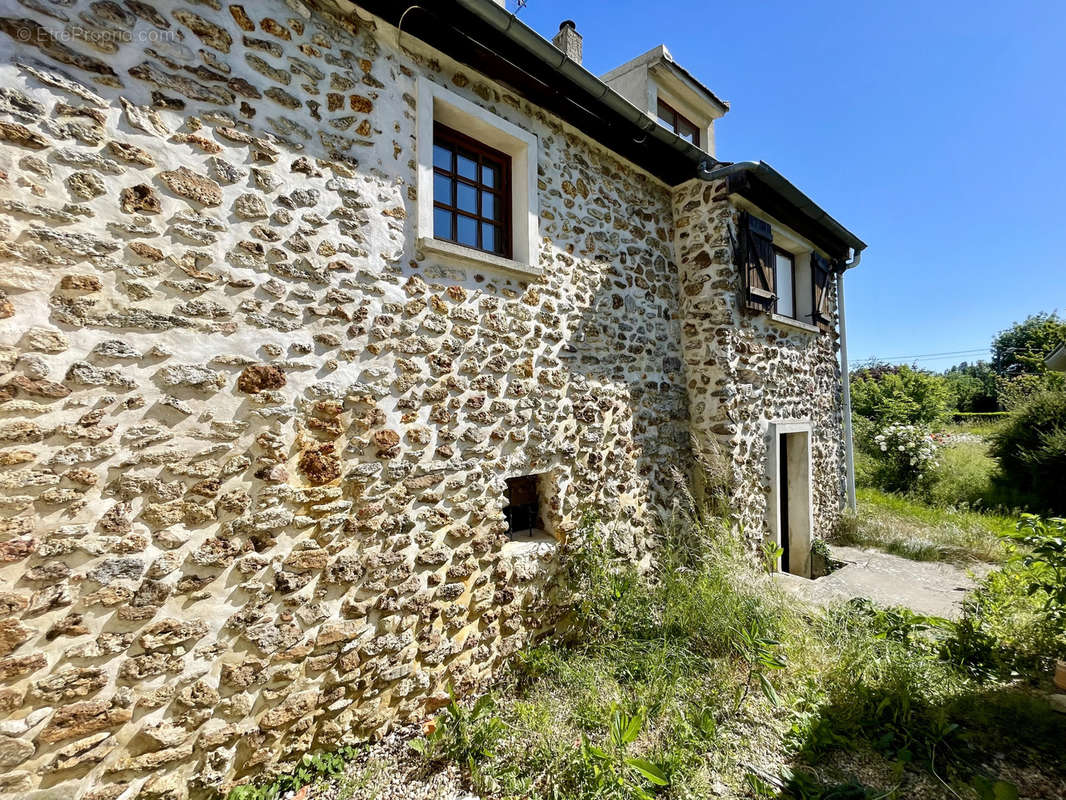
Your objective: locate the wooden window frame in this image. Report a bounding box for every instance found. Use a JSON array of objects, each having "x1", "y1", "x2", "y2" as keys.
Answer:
[
  {"x1": 773, "y1": 246, "x2": 798, "y2": 319},
  {"x1": 656, "y1": 98, "x2": 700, "y2": 147},
  {"x1": 432, "y1": 122, "x2": 512, "y2": 259}
]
